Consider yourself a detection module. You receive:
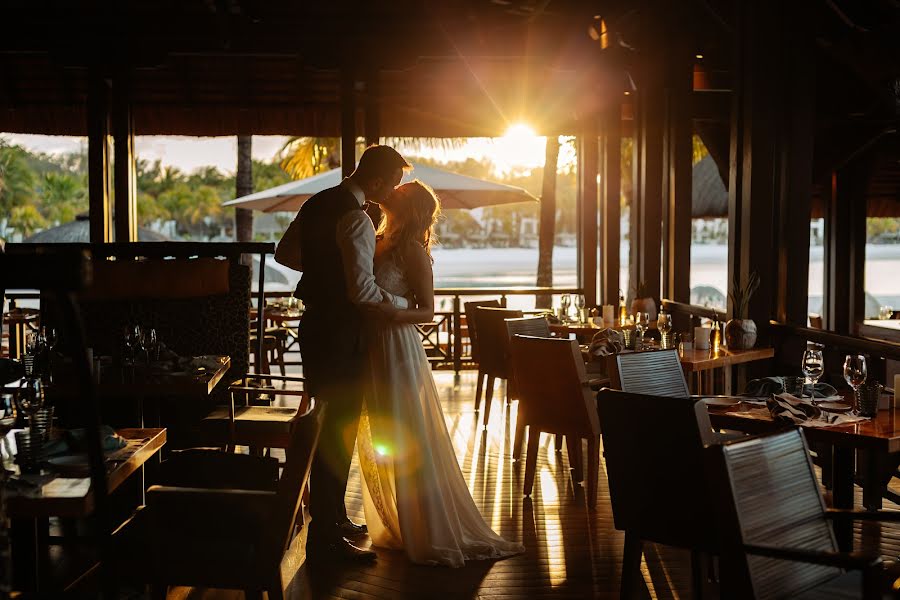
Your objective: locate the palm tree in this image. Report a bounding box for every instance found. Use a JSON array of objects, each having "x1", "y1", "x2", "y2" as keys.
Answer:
[
  {"x1": 235, "y1": 135, "x2": 254, "y2": 242},
  {"x1": 535, "y1": 136, "x2": 560, "y2": 308},
  {"x1": 278, "y1": 137, "x2": 467, "y2": 180}
]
